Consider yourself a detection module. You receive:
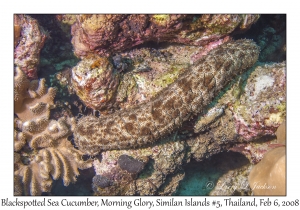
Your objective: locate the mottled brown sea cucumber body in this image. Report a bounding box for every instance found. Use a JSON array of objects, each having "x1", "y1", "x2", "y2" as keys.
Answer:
[{"x1": 74, "y1": 39, "x2": 259, "y2": 156}]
